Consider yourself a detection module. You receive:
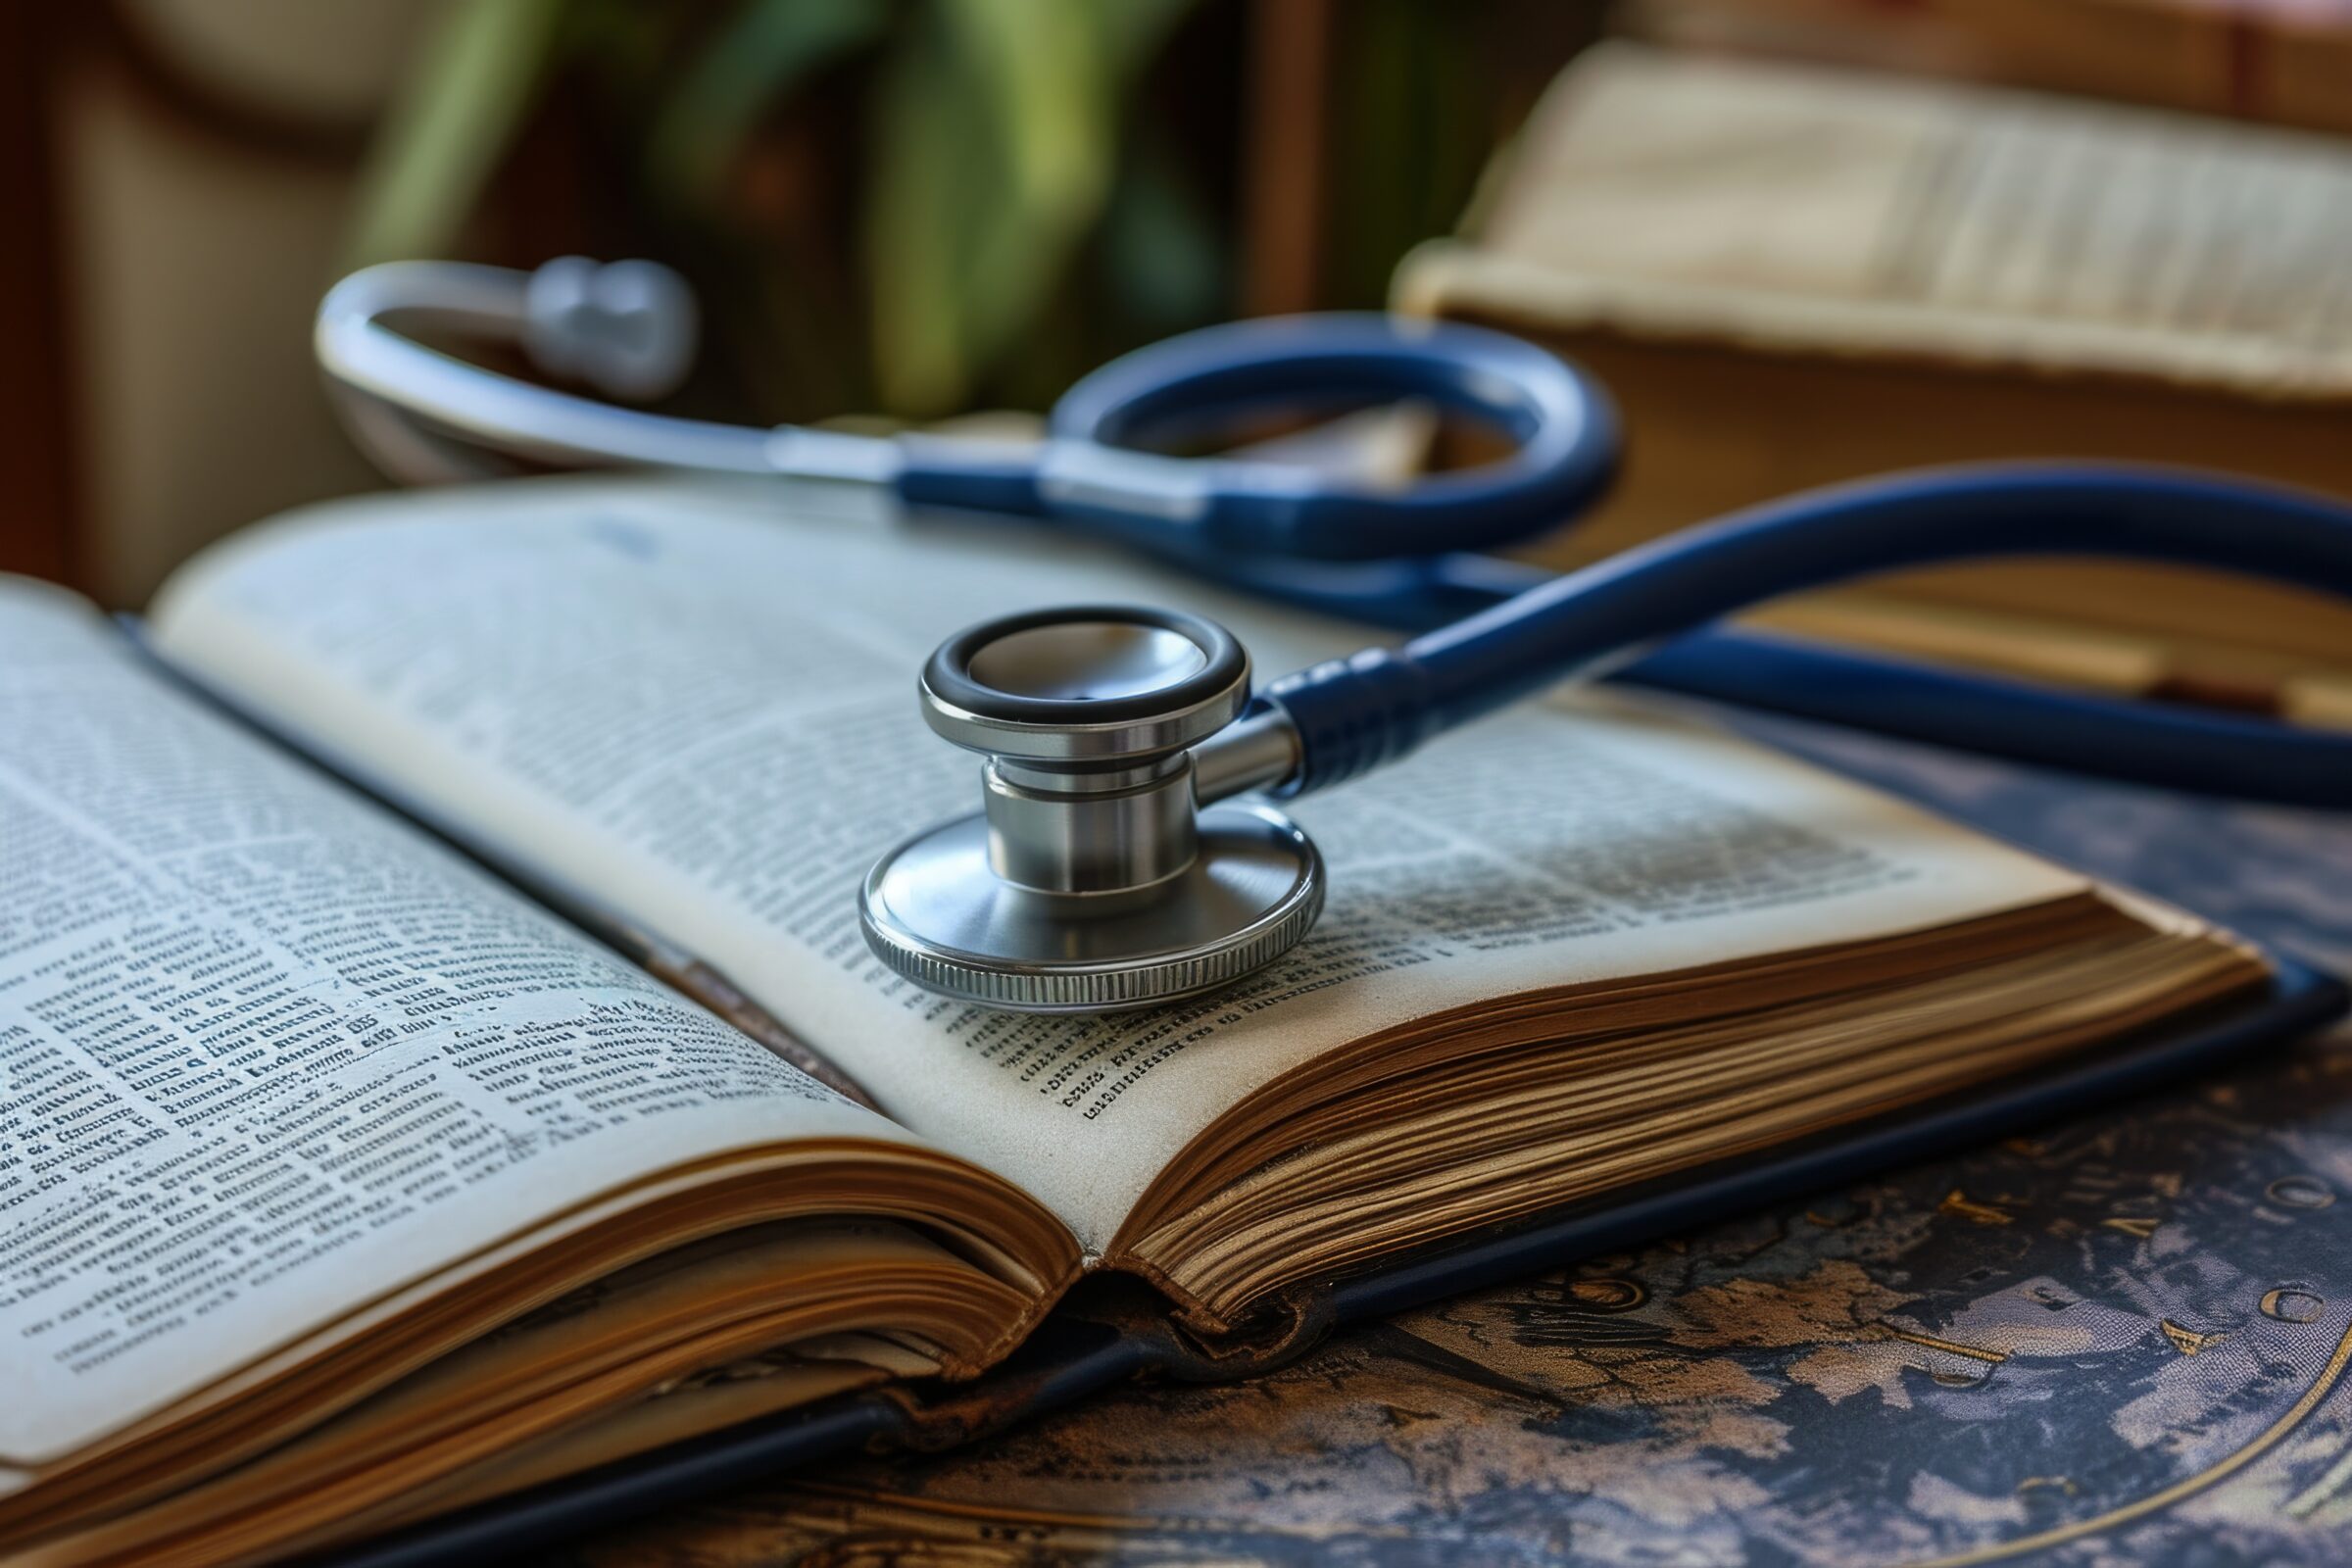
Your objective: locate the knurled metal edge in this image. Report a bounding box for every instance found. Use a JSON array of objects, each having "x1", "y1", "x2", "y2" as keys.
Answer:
[{"x1": 861, "y1": 869, "x2": 1325, "y2": 1015}]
